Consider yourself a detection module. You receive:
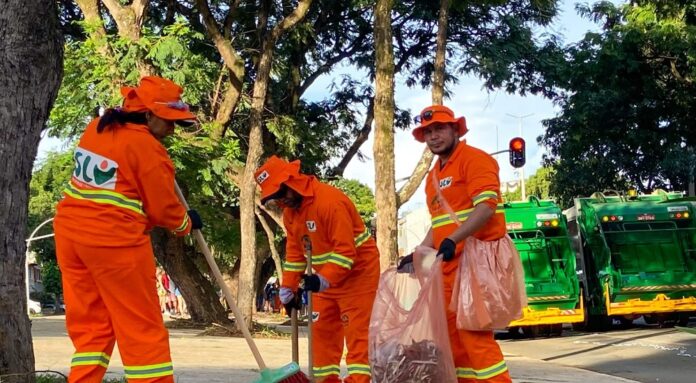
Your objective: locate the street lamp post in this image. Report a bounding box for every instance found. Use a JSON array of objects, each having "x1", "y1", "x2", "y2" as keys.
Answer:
[
  {"x1": 26, "y1": 218, "x2": 55, "y2": 315},
  {"x1": 506, "y1": 113, "x2": 534, "y2": 201}
]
